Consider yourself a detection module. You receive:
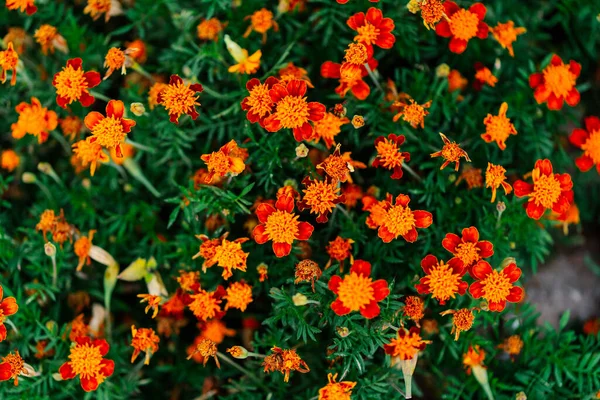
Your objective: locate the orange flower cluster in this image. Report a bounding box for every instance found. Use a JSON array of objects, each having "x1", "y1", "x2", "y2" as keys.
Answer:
[
  {"x1": 35, "y1": 209, "x2": 72, "y2": 246},
  {"x1": 262, "y1": 347, "x2": 309, "y2": 382},
  {"x1": 11, "y1": 97, "x2": 58, "y2": 144},
  {"x1": 194, "y1": 233, "x2": 249, "y2": 279}
]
